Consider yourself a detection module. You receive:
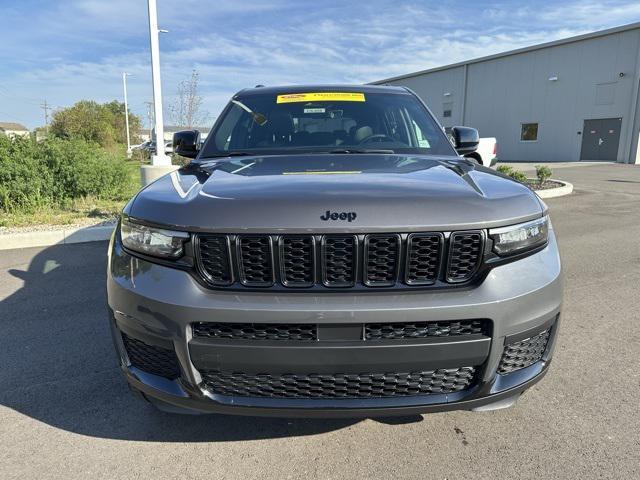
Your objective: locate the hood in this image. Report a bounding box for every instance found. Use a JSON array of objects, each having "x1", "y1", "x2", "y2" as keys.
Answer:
[{"x1": 128, "y1": 154, "x2": 543, "y2": 233}]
